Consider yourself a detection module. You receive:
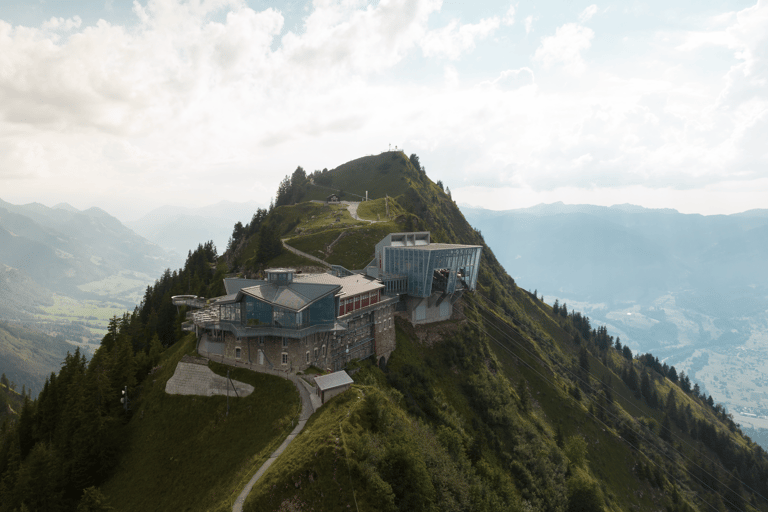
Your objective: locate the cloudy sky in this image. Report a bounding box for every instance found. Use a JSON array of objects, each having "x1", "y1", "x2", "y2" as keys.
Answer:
[{"x1": 0, "y1": 0, "x2": 766, "y2": 220}]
